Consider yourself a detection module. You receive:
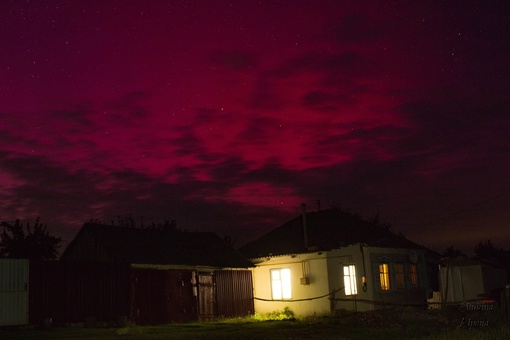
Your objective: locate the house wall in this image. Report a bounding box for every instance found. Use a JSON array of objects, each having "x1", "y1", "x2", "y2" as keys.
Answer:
[
  {"x1": 326, "y1": 245, "x2": 374, "y2": 312},
  {"x1": 251, "y1": 253, "x2": 331, "y2": 317},
  {"x1": 367, "y1": 247, "x2": 428, "y2": 308},
  {"x1": 325, "y1": 245, "x2": 429, "y2": 312},
  {"x1": 251, "y1": 245, "x2": 430, "y2": 316}
]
